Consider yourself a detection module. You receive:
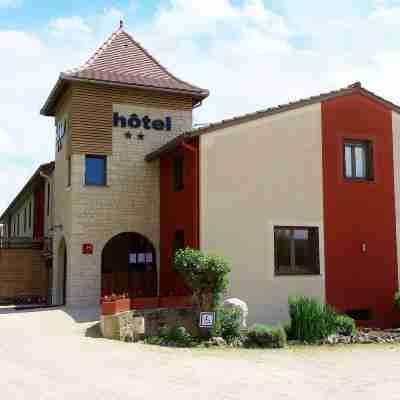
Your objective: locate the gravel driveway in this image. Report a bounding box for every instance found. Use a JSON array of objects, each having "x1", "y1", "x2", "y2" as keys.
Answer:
[{"x1": 1, "y1": 307, "x2": 400, "y2": 400}]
